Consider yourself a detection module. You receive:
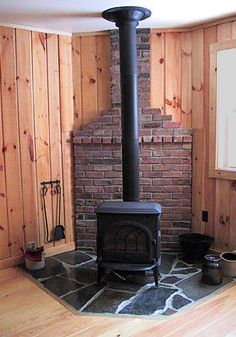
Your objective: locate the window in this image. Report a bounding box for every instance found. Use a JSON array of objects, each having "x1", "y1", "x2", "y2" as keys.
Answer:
[{"x1": 209, "y1": 39, "x2": 236, "y2": 180}]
